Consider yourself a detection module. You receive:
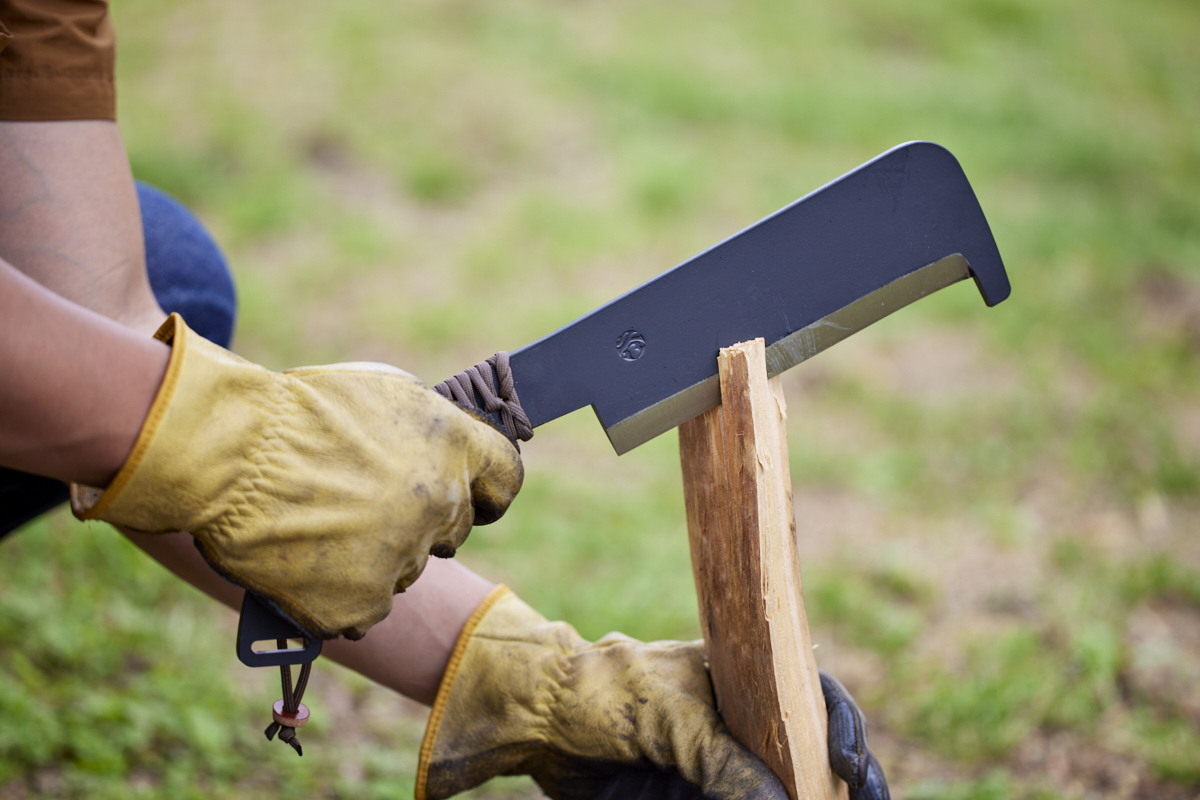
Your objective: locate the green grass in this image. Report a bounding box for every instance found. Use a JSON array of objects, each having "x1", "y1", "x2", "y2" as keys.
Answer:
[{"x1": 4, "y1": 0, "x2": 1200, "y2": 796}]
